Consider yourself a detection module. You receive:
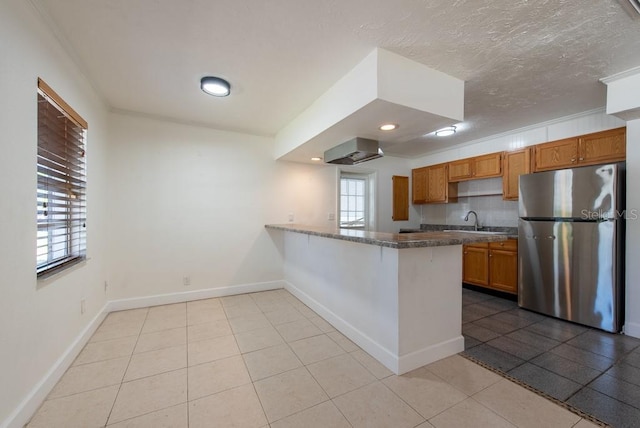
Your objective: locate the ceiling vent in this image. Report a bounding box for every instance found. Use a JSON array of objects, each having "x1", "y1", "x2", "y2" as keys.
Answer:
[{"x1": 617, "y1": 0, "x2": 640, "y2": 19}]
